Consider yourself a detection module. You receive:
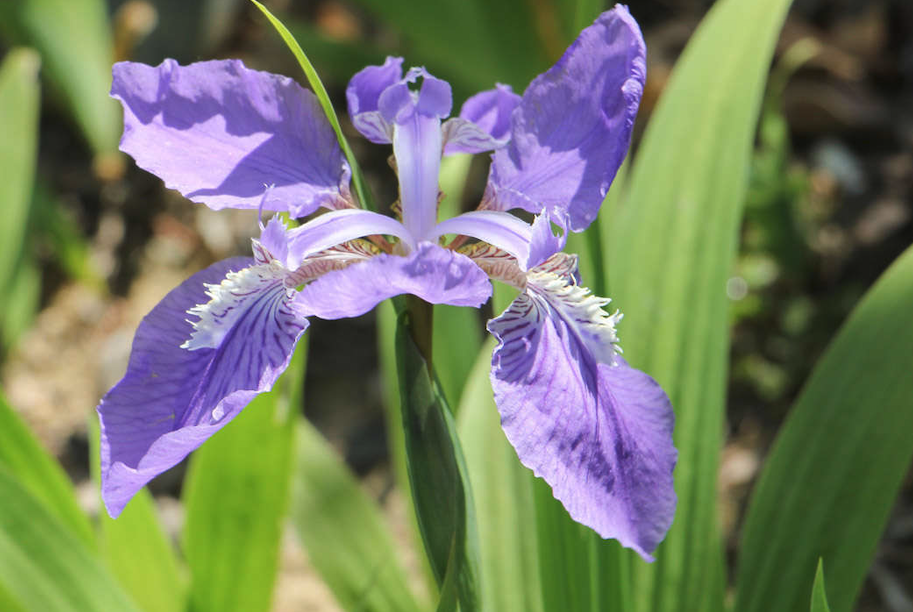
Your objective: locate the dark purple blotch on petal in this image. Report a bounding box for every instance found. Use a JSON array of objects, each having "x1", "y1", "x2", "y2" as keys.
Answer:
[
  {"x1": 487, "y1": 278, "x2": 676, "y2": 560},
  {"x1": 485, "y1": 5, "x2": 646, "y2": 231},
  {"x1": 112, "y1": 59, "x2": 350, "y2": 216},
  {"x1": 97, "y1": 257, "x2": 307, "y2": 517}
]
